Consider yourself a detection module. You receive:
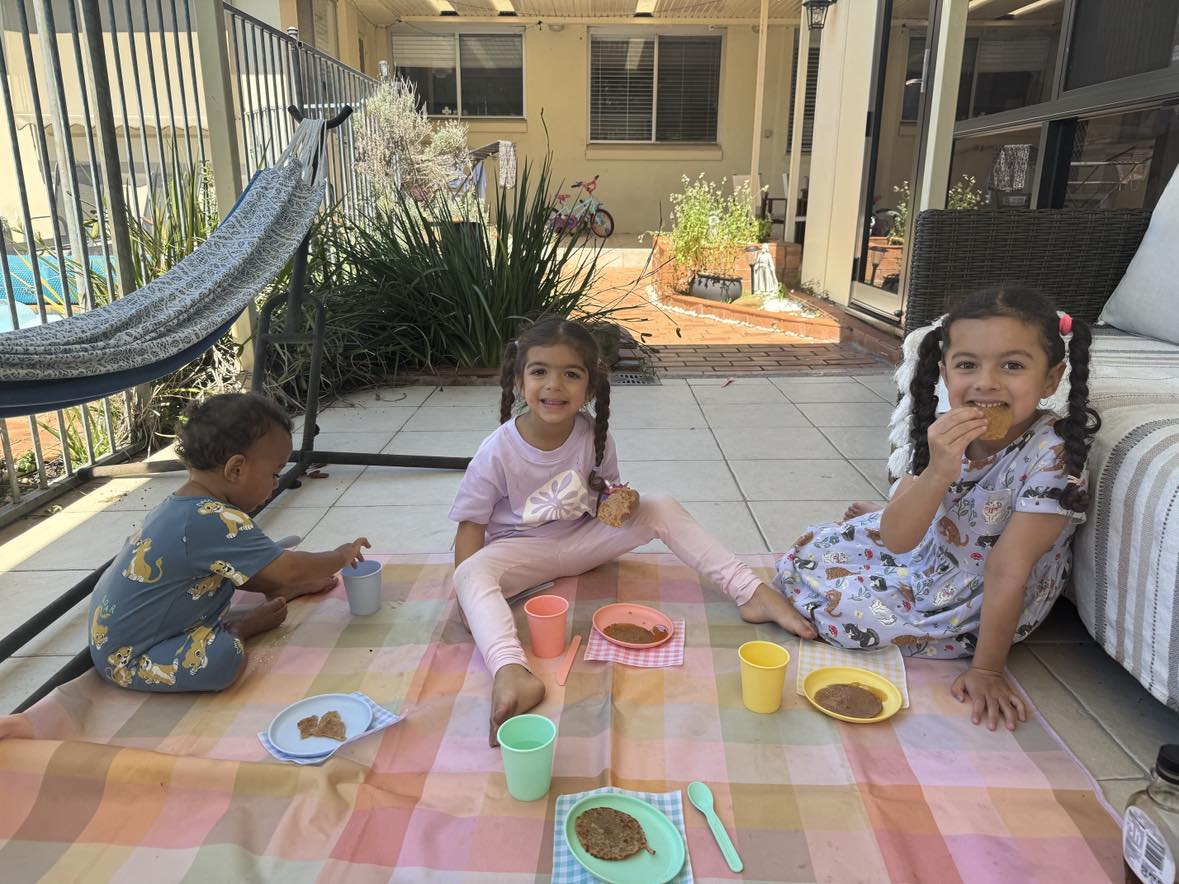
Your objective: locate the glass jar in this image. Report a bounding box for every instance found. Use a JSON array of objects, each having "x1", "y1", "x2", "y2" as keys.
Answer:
[{"x1": 1124, "y1": 745, "x2": 1179, "y2": 884}]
